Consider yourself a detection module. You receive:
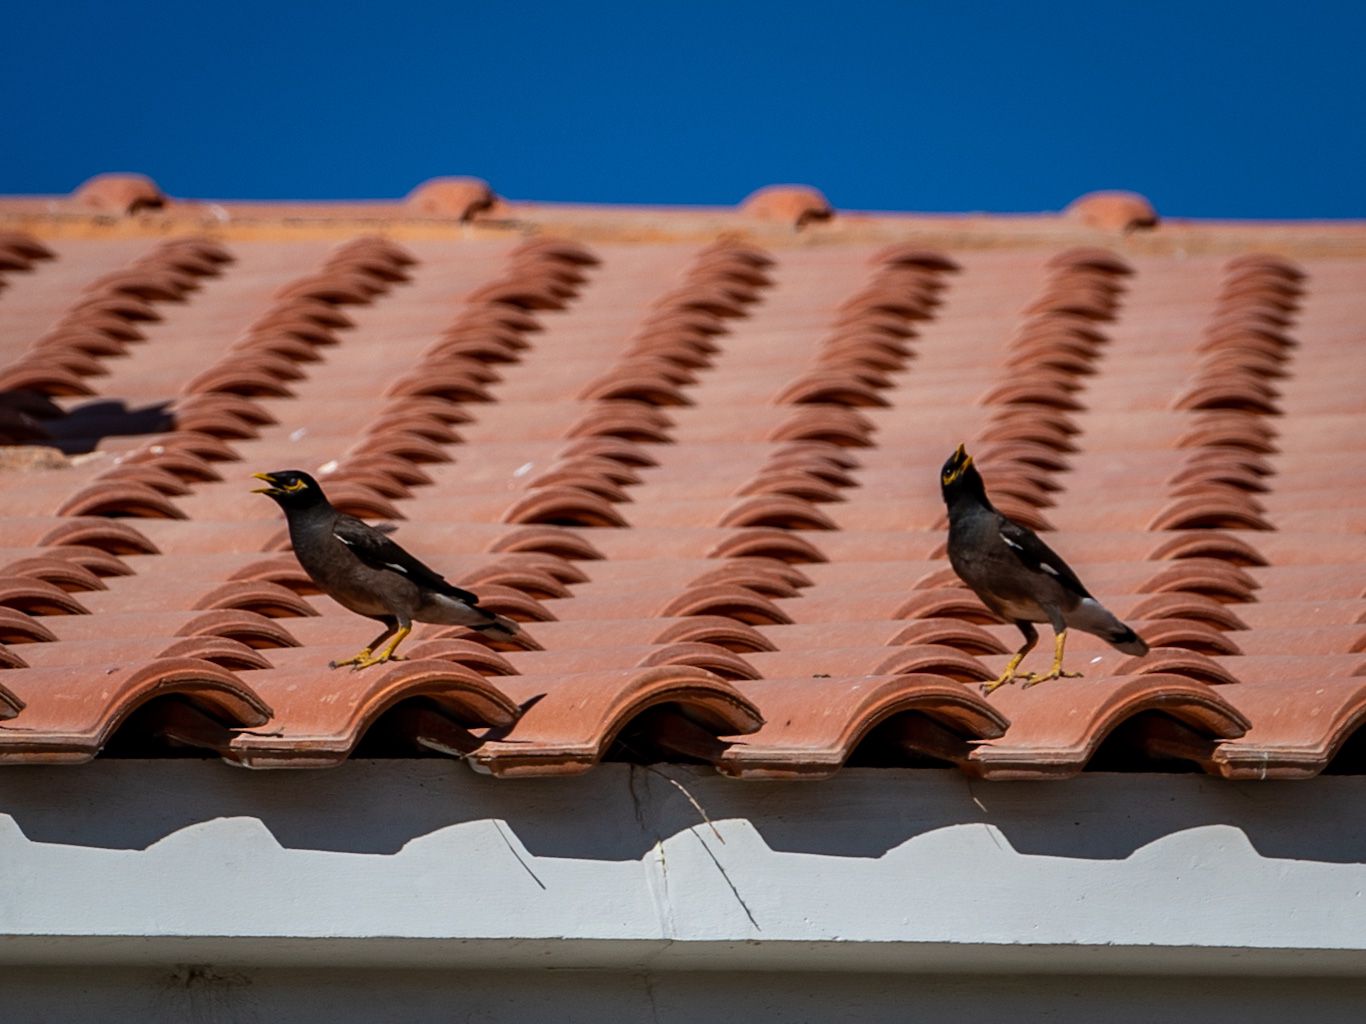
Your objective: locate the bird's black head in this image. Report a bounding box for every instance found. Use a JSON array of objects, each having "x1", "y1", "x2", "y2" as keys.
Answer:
[
  {"x1": 252, "y1": 470, "x2": 328, "y2": 511},
  {"x1": 940, "y1": 444, "x2": 988, "y2": 506}
]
